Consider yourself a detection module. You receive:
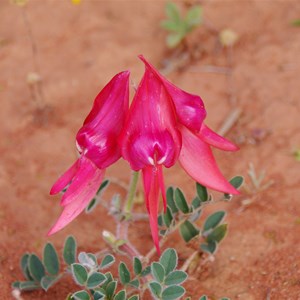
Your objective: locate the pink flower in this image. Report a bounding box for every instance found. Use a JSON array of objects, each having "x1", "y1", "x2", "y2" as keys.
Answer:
[
  {"x1": 119, "y1": 68, "x2": 181, "y2": 253},
  {"x1": 138, "y1": 55, "x2": 239, "y2": 193},
  {"x1": 48, "y1": 71, "x2": 130, "y2": 235},
  {"x1": 120, "y1": 56, "x2": 239, "y2": 252}
]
